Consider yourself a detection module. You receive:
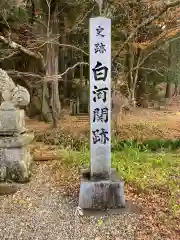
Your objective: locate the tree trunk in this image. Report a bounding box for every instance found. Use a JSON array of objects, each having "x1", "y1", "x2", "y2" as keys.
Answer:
[
  {"x1": 41, "y1": 5, "x2": 61, "y2": 126},
  {"x1": 60, "y1": 17, "x2": 68, "y2": 99},
  {"x1": 165, "y1": 43, "x2": 172, "y2": 99},
  {"x1": 41, "y1": 81, "x2": 51, "y2": 121},
  {"x1": 173, "y1": 81, "x2": 179, "y2": 96},
  {"x1": 80, "y1": 39, "x2": 84, "y2": 82},
  {"x1": 136, "y1": 75, "x2": 148, "y2": 108},
  {"x1": 165, "y1": 83, "x2": 172, "y2": 98},
  {"x1": 49, "y1": 12, "x2": 61, "y2": 128},
  {"x1": 124, "y1": 43, "x2": 134, "y2": 104}
]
